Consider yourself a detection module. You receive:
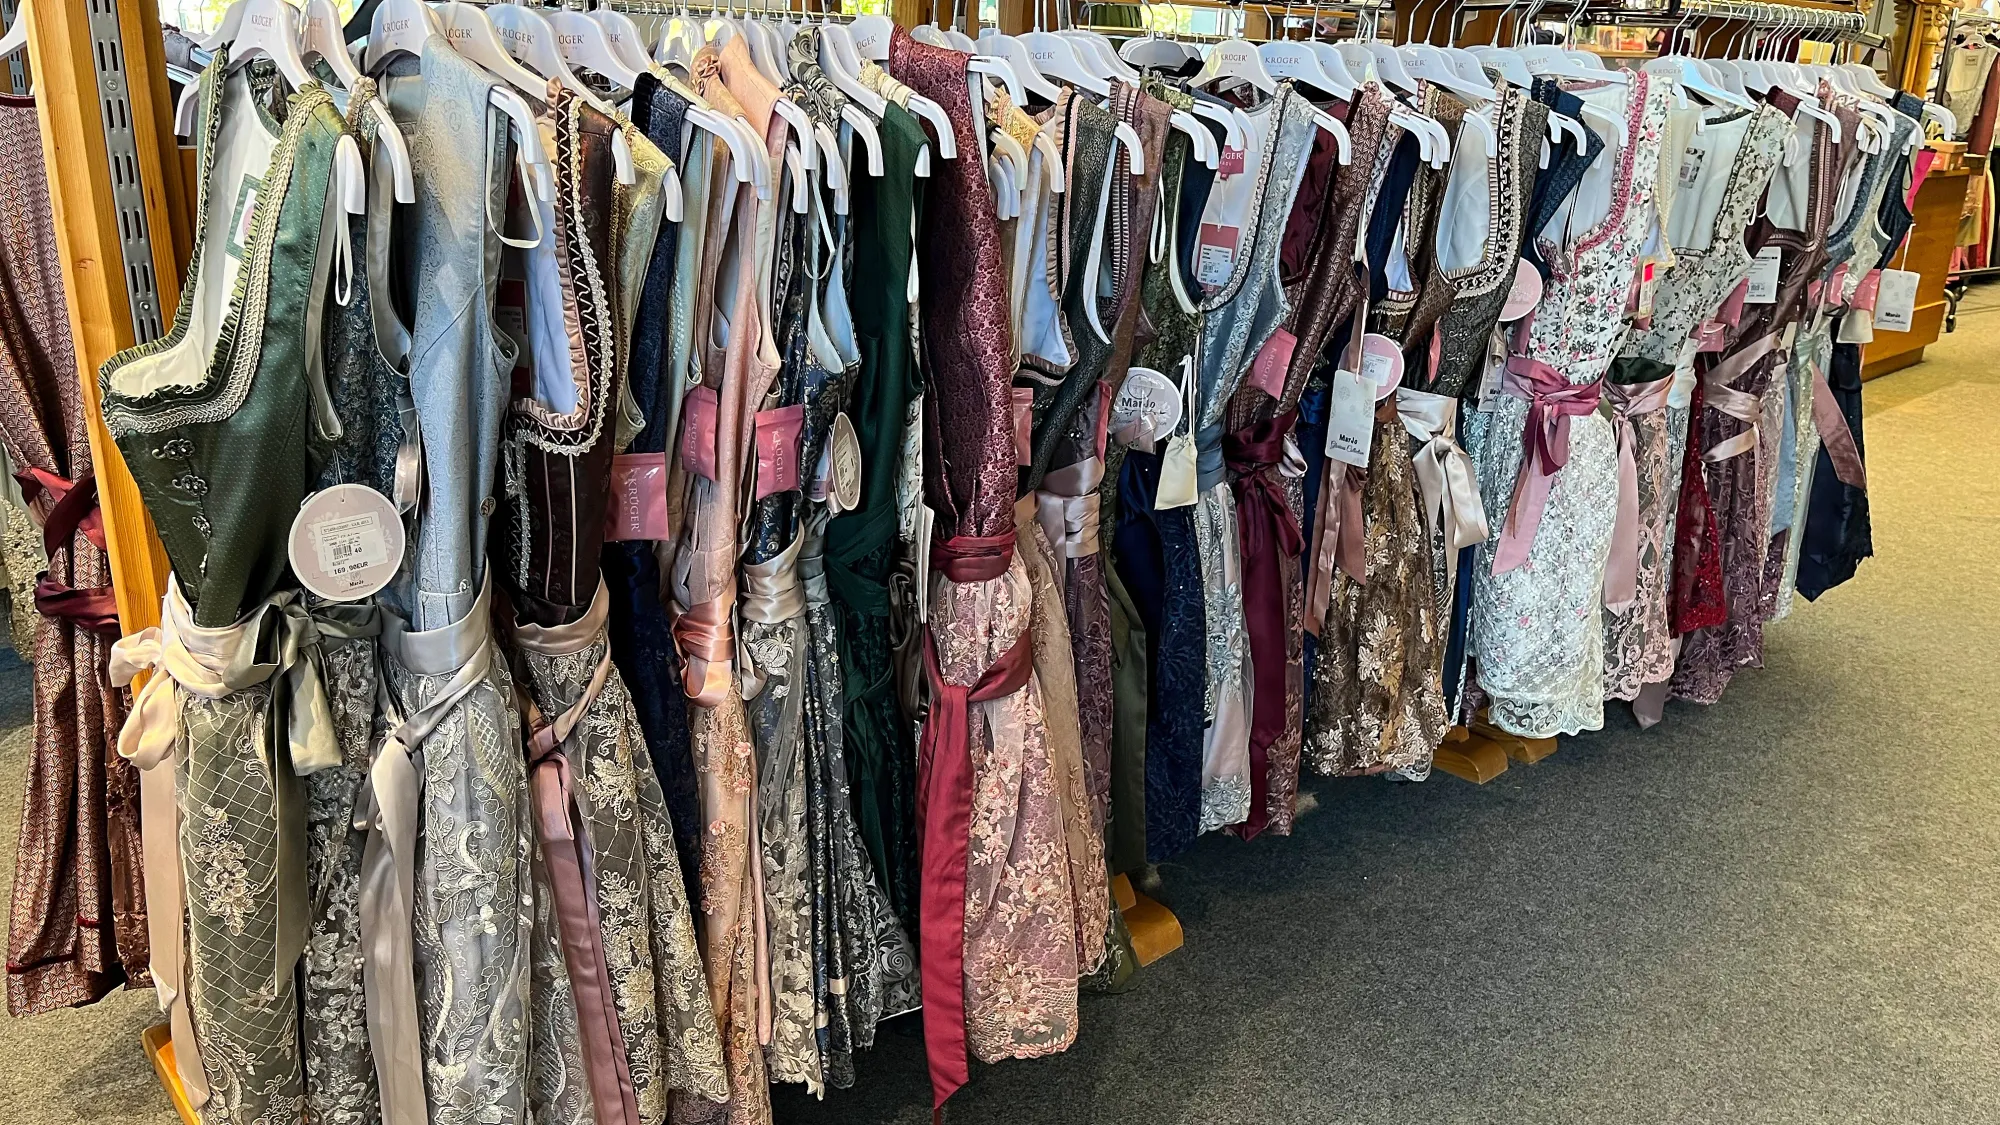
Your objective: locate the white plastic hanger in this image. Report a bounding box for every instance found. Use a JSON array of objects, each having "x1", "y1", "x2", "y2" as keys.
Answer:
[
  {"x1": 1019, "y1": 28, "x2": 1112, "y2": 96},
  {"x1": 1441, "y1": 48, "x2": 1500, "y2": 101},
  {"x1": 842, "y1": 13, "x2": 956, "y2": 159},
  {"x1": 299, "y1": 0, "x2": 414, "y2": 204},
  {"x1": 1260, "y1": 39, "x2": 1354, "y2": 100},
  {"x1": 200, "y1": 0, "x2": 366, "y2": 218},
  {"x1": 1193, "y1": 37, "x2": 1276, "y2": 95},
  {"x1": 481, "y1": 3, "x2": 637, "y2": 186},
  {"x1": 1060, "y1": 29, "x2": 1141, "y2": 85},
  {"x1": 594, "y1": 7, "x2": 658, "y2": 76},
  {"x1": 977, "y1": 29, "x2": 1065, "y2": 102},
  {"x1": 549, "y1": 10, "x2": 684, "y2": 221},
  {"x1": 412, "y1": 3, "x2": 554, "y2": 202},
  {"x1": 0, "y1": 0, "x2": 24, "y2": 68}
]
